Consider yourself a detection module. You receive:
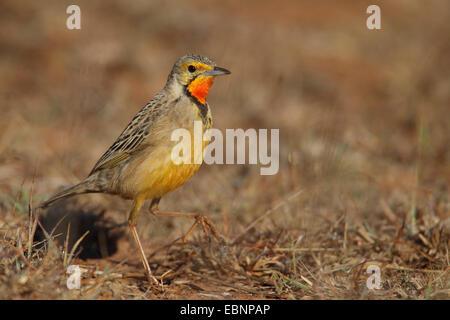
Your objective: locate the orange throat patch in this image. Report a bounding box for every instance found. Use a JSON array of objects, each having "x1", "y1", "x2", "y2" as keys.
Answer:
[{"x1": 188, "y1": 76, "x2": 215, "y2": 105}]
